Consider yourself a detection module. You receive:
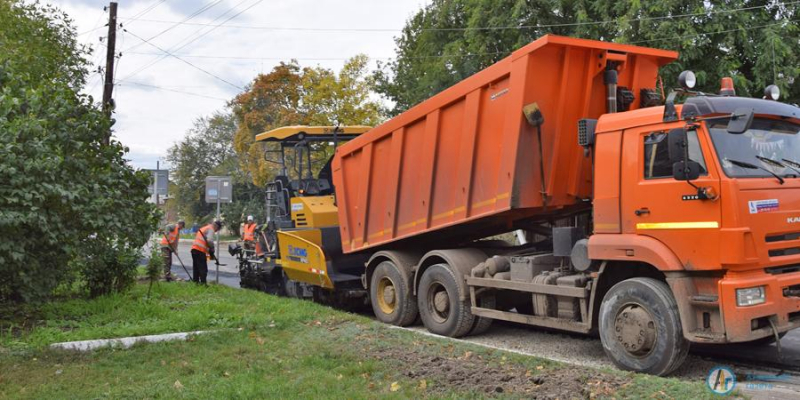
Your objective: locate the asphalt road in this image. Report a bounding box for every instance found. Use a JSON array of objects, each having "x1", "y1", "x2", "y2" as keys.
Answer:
[{"x1": 162, "y1": 244, "x2": 241, "y2": 288}]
